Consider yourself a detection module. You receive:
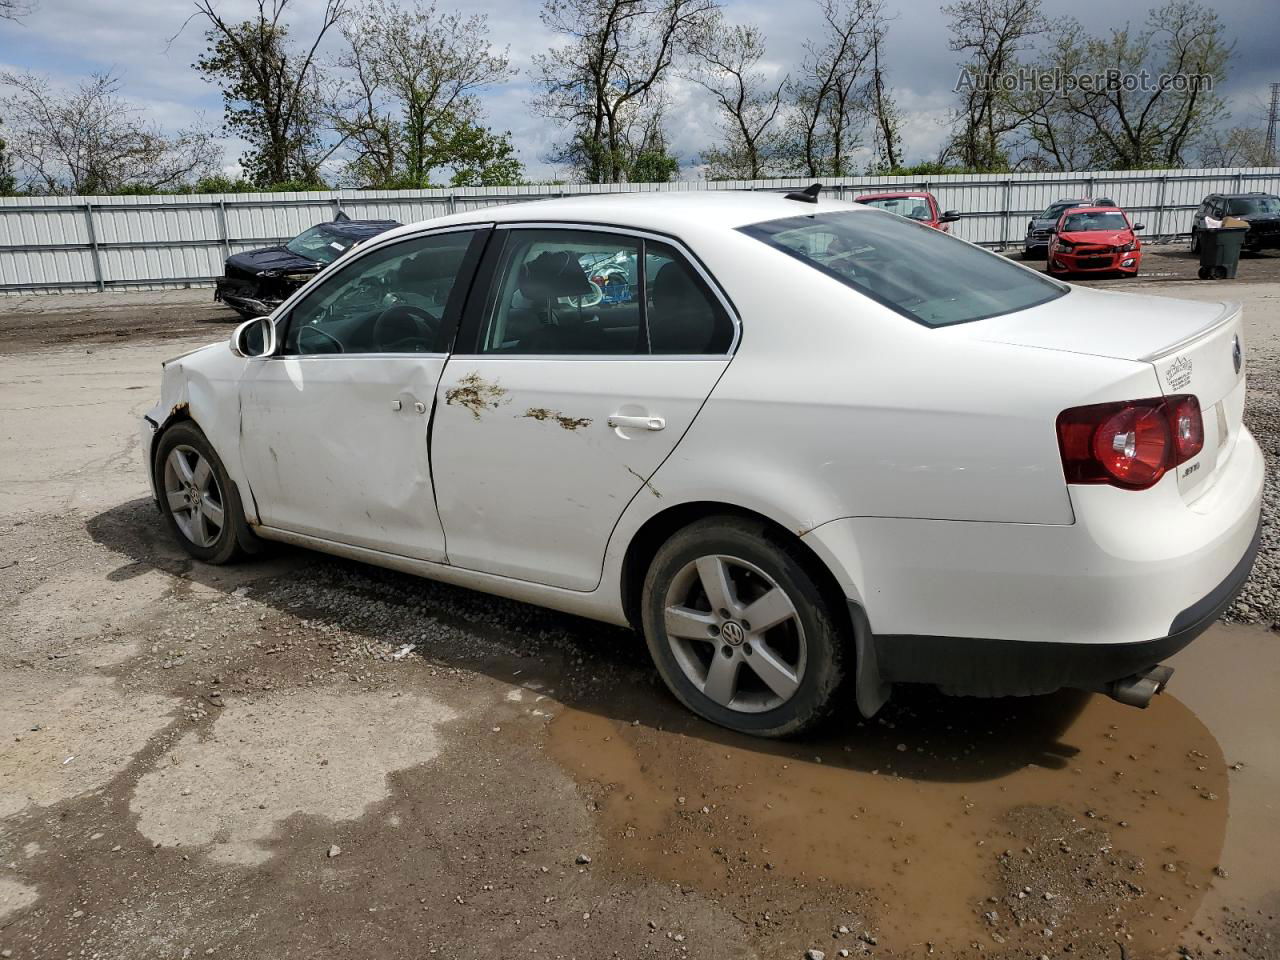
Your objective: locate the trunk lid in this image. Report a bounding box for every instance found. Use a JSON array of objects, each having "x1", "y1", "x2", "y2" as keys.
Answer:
[{"x1": 958, "y1": 286, "x2": 1245, "y2": 502}]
